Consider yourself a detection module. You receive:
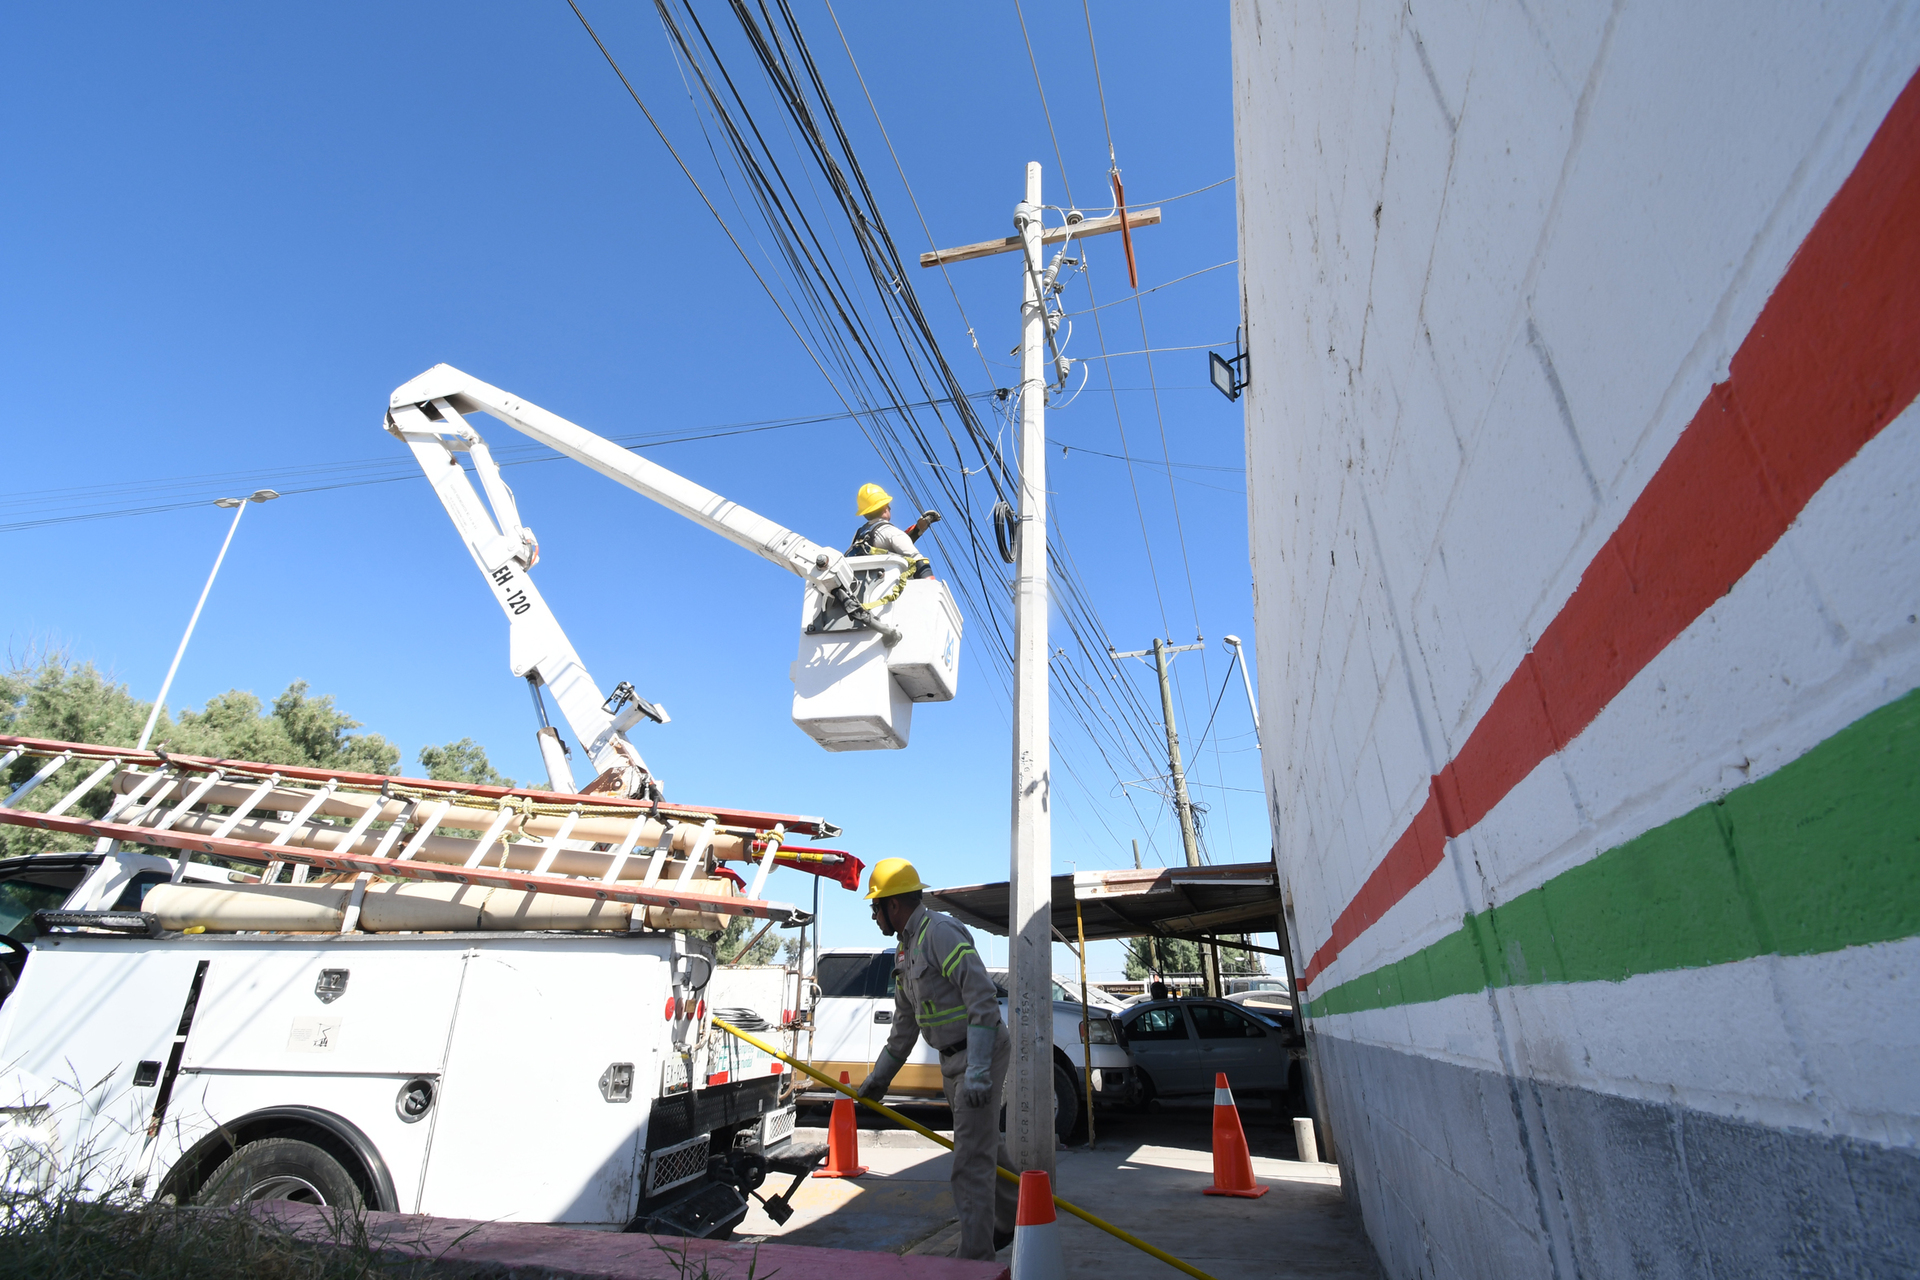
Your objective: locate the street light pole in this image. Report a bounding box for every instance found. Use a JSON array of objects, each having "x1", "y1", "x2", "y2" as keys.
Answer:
[
  {"x1": 1224, "y1": 634, "x2": 1260, "y2": 749},
  {"x1": 135, "y1": 489, "x2": 279, "y2": 750}
]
